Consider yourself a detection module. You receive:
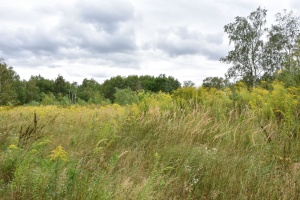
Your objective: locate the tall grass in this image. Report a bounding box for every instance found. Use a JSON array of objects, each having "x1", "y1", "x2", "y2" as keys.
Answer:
[{"x1": 1, "y1": 82, "x2": 300, "y2": 199}]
